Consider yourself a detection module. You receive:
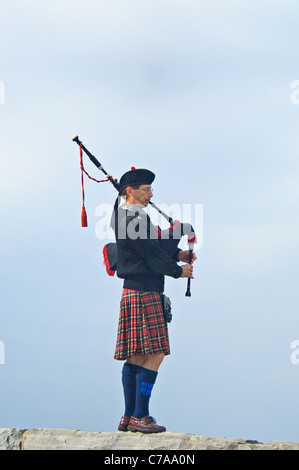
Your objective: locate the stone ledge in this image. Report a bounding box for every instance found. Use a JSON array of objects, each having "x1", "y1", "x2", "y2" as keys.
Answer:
[
  {"x1": 1, "y1": 428, "x2": 299, "y2": 450},
  {"x1": 0, "y1": 428, "x2": 26, "y2": 450}
]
